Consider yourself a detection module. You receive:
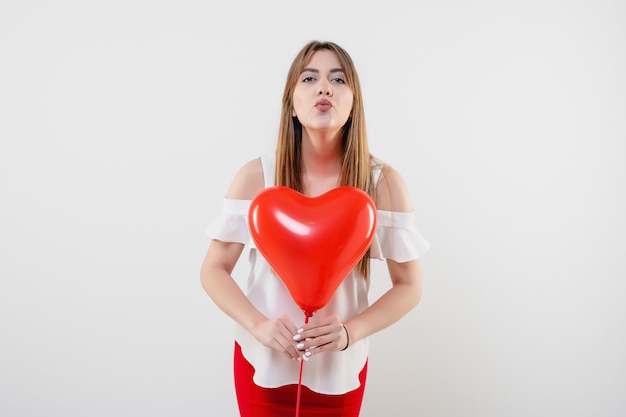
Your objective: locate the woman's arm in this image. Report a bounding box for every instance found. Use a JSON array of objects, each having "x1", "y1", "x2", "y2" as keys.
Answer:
[
  {"x1": 200, "y1": 158, "x2": 301, "y2": 360},
  {"x1": 346, "y1": 163, "x2": 423, "y2": 345},
  {"x1": 295, "y1": 164, "x2": 423, "y2": 356}
]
